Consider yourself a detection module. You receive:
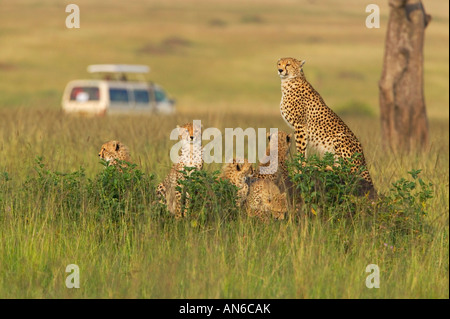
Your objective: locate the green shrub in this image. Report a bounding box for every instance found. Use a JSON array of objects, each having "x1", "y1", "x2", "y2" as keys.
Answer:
[
  {"x1": 21, "y1": 157, "x2": 156, "y2": 224},
  {"x1": 374, "y1": 169, "x2": 433, "y2": 237},
  {"x1": 23, "y1": 156, "x2": 88, "y2": 216},
  {"x1": 287, "y1": 152, "x2": 434, "y2": 238},
  {"x1": 92, "y1": 159, "x2": 155, "y2": 223},
  {"x1": 287, "y1": 152, "x2": 366, "y2": 218},
  {"x1": 176, "y1": 167, "x2": 239, "y2": 225}
]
